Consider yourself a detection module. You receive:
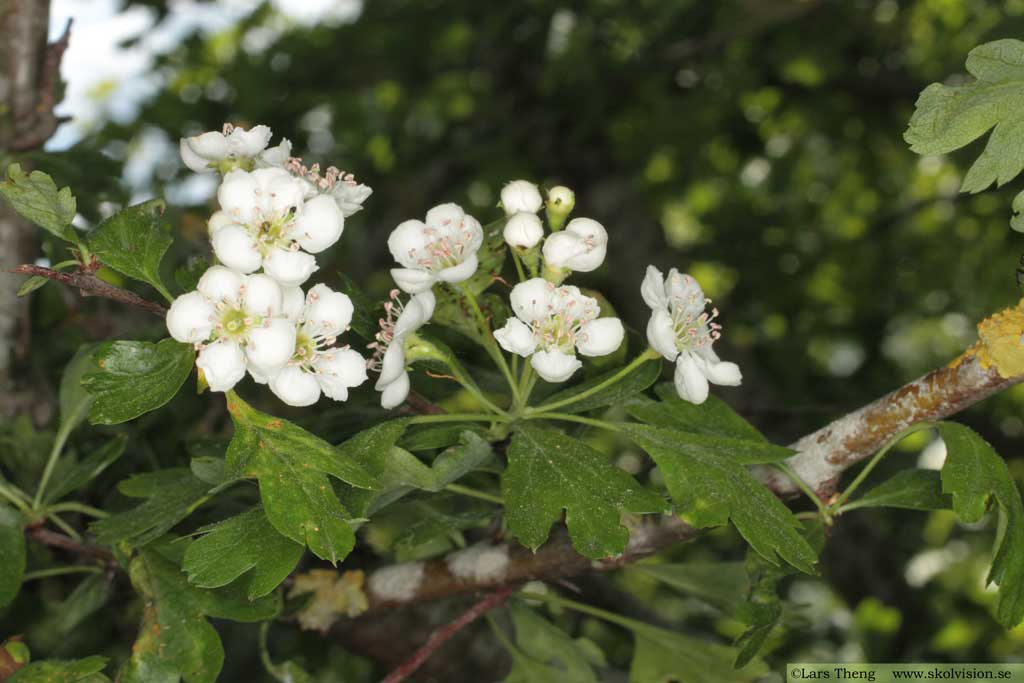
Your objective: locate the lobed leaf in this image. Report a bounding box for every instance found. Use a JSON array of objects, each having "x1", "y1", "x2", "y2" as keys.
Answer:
[
  {"x1": 224, "y1": 393, "x2": 379, "y2": 563},
  {"x1": 502, "y1": 425, "x2": 668, "y2": 558},
  {"x1": 8, "y1": 656, "x2": 110, "y2": 683},
  {"x1": 87, "y1": 199, "x2": 173, "y2": 299},
  {"x1": 621, "y1": 423, "x2": 817, "y2": 573},
  {"x1": 506, "y1": 603, "x2": 598, "y2": 683},
  {"x1": 539, "y1": 360, "x2": 661, "y2": 414},
  {"x1": 0, "y1": 163, "x2": 77, "y2": 243},
  {"x1": 183, "y1": 507, "x2": 303, "y2": 599},
  {"x1": 90, "y1": 468, "x2": 210, "y2": 547},
  {"x1": 847, "y1": 469, "x2": 948, "y2": 512},
  {"x1": 938, "y1": 422, "x2": 1024, "y2": 627}
]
